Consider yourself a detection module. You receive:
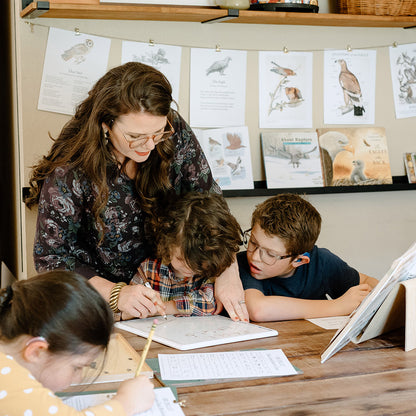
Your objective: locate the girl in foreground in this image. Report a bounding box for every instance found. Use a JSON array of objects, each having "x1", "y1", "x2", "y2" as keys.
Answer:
[{"x1": 0, "y1": 270, "x2": 154, "y2": 415}]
